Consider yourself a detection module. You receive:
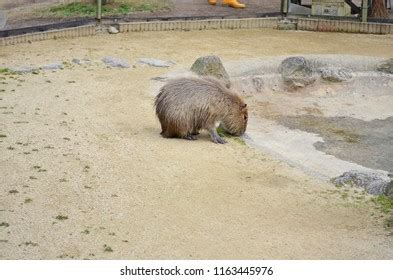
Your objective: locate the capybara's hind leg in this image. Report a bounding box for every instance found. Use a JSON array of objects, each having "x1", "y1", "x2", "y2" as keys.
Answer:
[
  {"x1": 209, "y1": 127, "x2": 227, "y2": 144},
  {"x1": 184, "y1": 133, "x2": 197, "y2": 141},
  {"x1": 161, "y1": 128, "x2": 177, "y2": 138}
]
